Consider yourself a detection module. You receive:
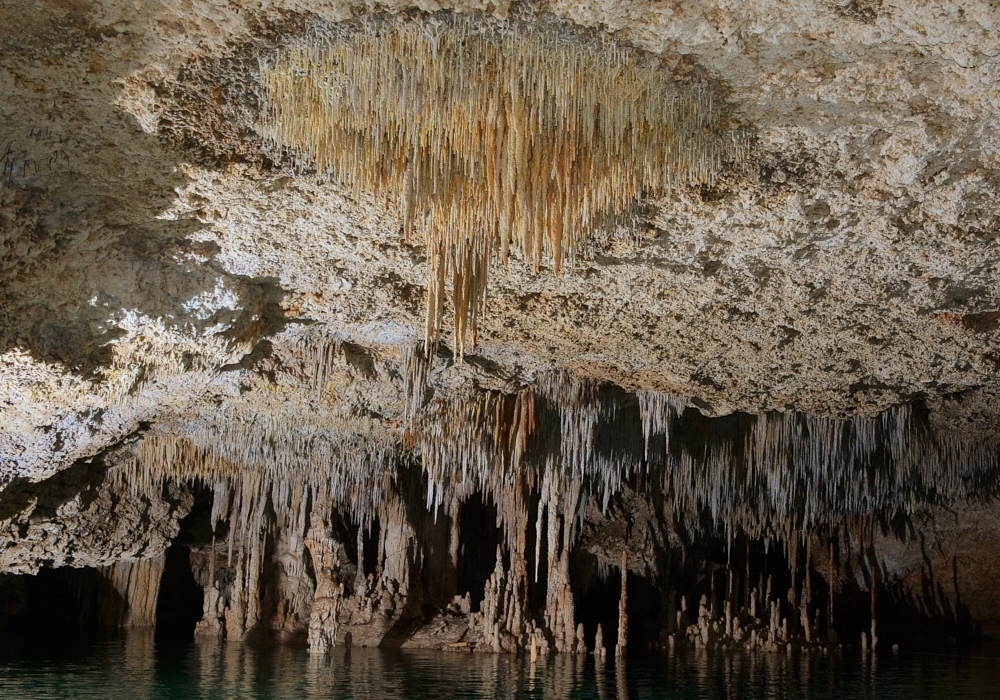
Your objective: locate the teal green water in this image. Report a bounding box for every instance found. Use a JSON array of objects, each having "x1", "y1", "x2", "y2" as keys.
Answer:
[{"x1": 0, "y1": 635, "x2": 999, "y2": 699}]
